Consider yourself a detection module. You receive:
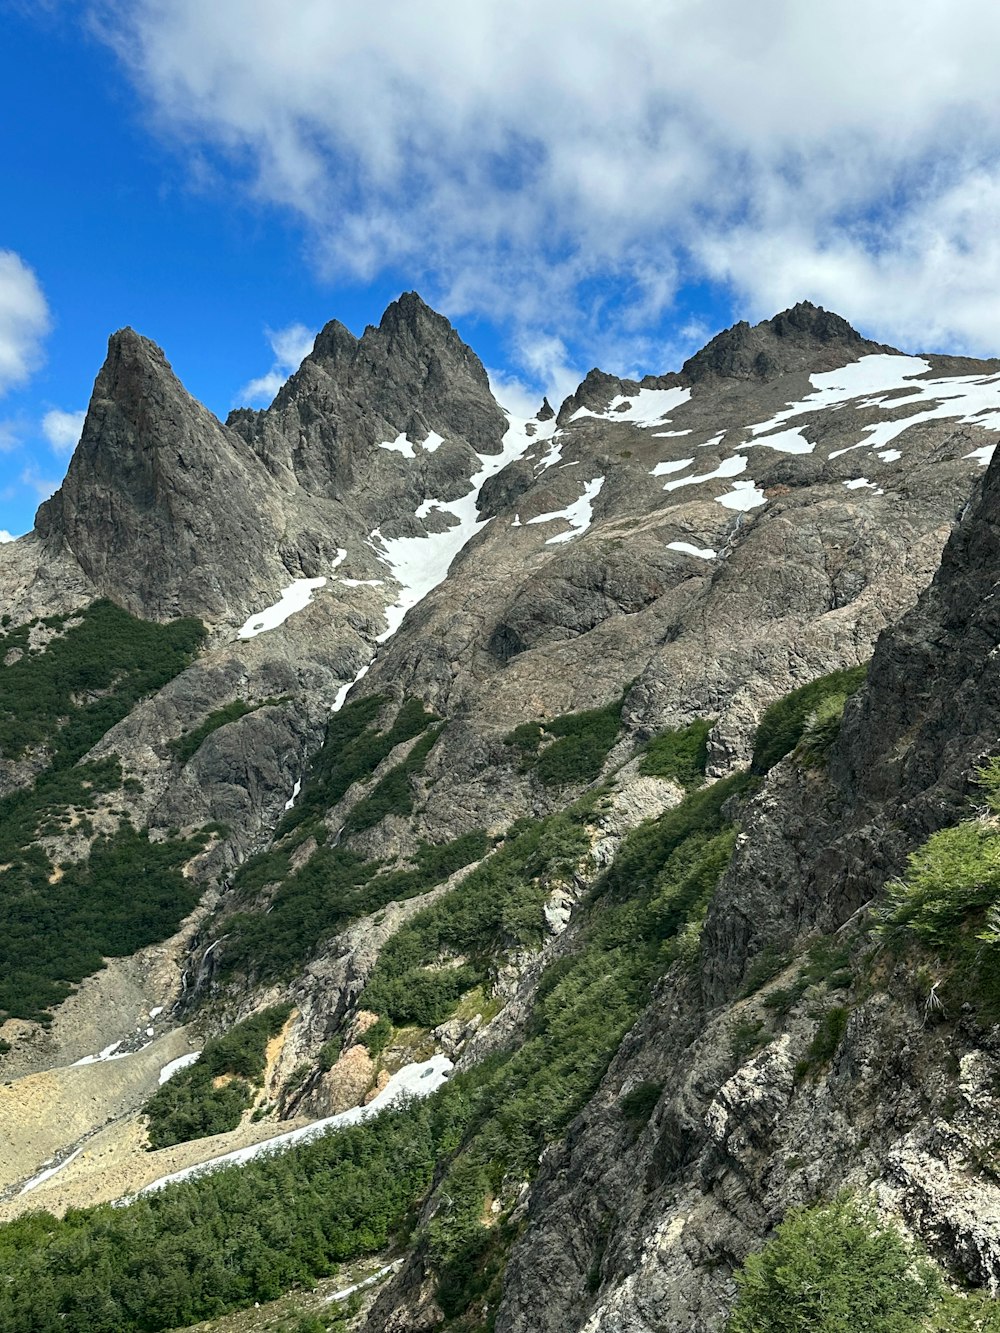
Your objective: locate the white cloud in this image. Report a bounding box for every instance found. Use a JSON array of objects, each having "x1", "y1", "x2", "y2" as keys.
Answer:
[
  {"x1": 104, "y1": 1, "x2": 1000, "y2": 365},
  {"x1": 42, "y1": 408, "x2": 87, "y2": 455},
  {"x1": 237, "y1": 321, "x2": 317, "y2": 405},
  {"x1": 0, "y1": 251, "x2": 50, "y2": 395},
  {"x1": 20, "y1": 465, "x2": 59, "y2": 502},
  {"x1": 0, "y1": 530, "x2": 16, "y2": 543}
]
